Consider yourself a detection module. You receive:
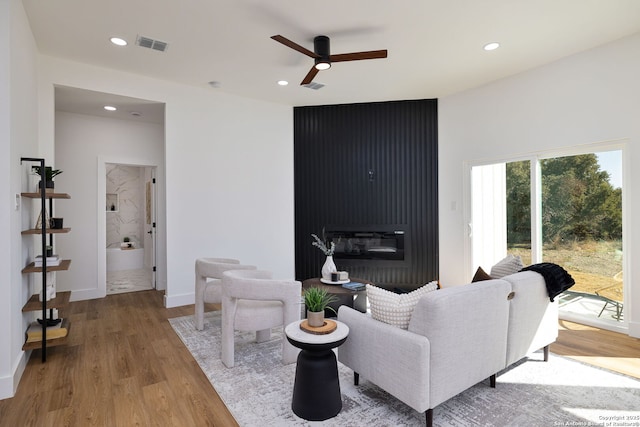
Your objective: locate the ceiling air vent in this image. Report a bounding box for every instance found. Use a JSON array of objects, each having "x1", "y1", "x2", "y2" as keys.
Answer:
[
  {"x1": 303, "y1": 82, "x2": 325, "y2": 90},
  {"x1": 136, "y1": 35, "x2": 169, "y2": 52}
]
